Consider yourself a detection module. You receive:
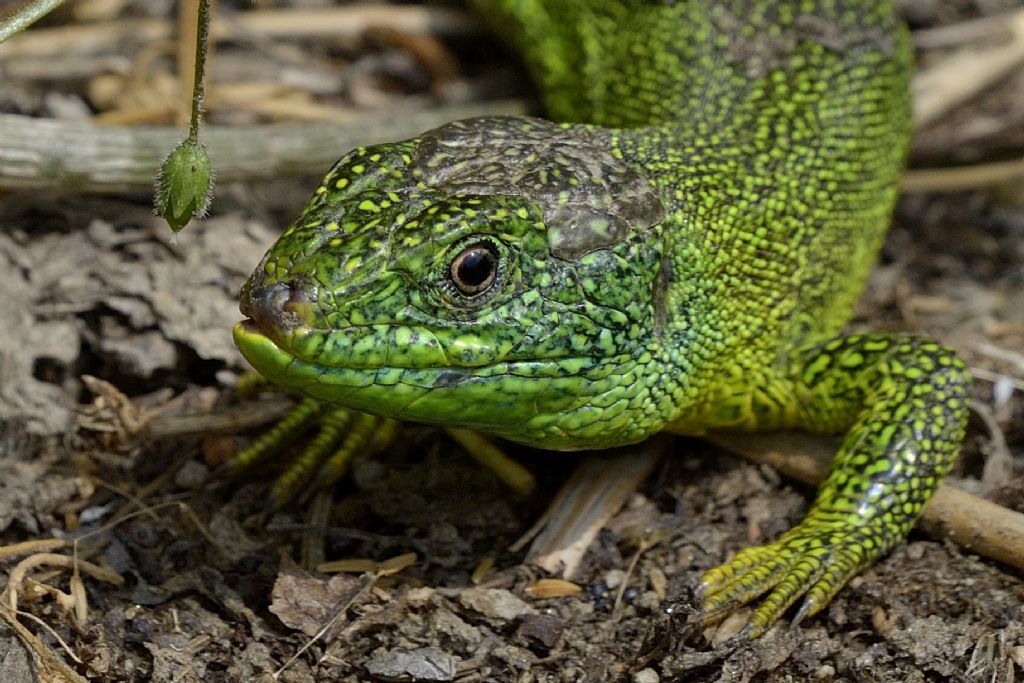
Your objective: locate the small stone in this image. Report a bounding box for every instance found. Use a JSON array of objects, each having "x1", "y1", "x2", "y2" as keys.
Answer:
[
  {"x1": 489, "y1": 644, "x2": 536, "y2": 671},
  {"x1": 516, "y1": 613, "x2": 567, "y2": 650},
  {"x1": 269, "y1": 565, "x2": 361, "y2": 637},
  {"x1": 458, "y1": 587, "x2": 535, "y2": 621},
  {"x1": 604, "y1": 569, "x2": 627, "y2": 589},
  {"x1": 174, "y1": 459, "x2": 210, "y2": 489},
  {"x1": 404, "y1": 586, "x2": 435, "y2": 608},
  {"x1": 365, "y1": 647, "x2": 457, "y2": 682},
  {"x1": 814, "y1": 663, "x2": 836, "y2": 679},
  {"x1": 711, "y1": 610, "x2": 750, "y2": 646},
  {"x1": 633, "y1": 667, "x2": 659, "y2": 683},
  {"x1": 636, "y1": 590, "x2": 662, "y2": 611}
]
